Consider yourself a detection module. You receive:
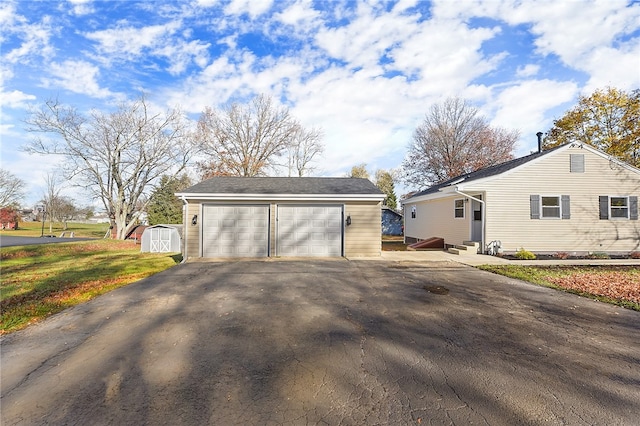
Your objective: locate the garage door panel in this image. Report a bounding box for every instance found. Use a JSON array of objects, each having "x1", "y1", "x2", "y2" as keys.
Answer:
[
  {"x1": 277, "y1": 205, "x2": 342, "y2": 257},
  {"x1": 203, "y1": 205, "x2": 269, "y2": 257}
]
